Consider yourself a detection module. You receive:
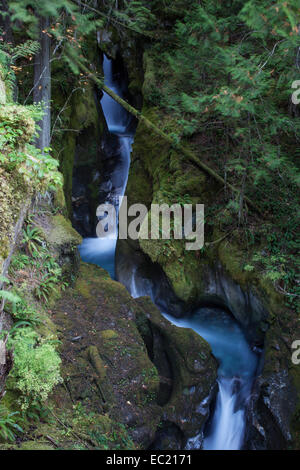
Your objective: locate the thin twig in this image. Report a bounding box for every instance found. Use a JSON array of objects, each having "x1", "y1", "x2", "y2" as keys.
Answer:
[
  {"x1": 257, "y1": 40, "x2": 285, "y2": 75},
  {"x1": 50, "y1": 87, "x2": 83, "y2": 142}
]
